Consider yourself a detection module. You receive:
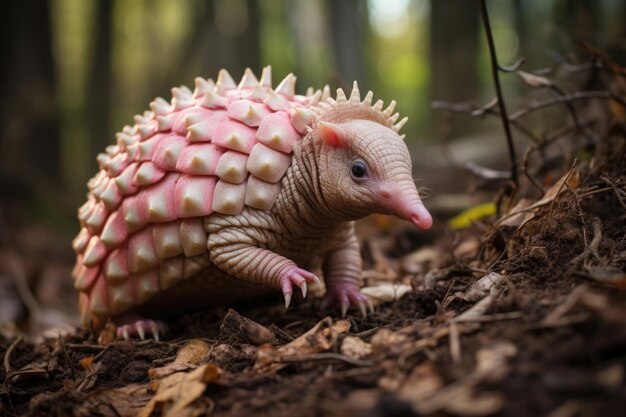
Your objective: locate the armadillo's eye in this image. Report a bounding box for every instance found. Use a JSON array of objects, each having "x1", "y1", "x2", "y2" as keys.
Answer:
[{"x1": 350, "y1": 160, "x2": 368, "y2": 181}]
